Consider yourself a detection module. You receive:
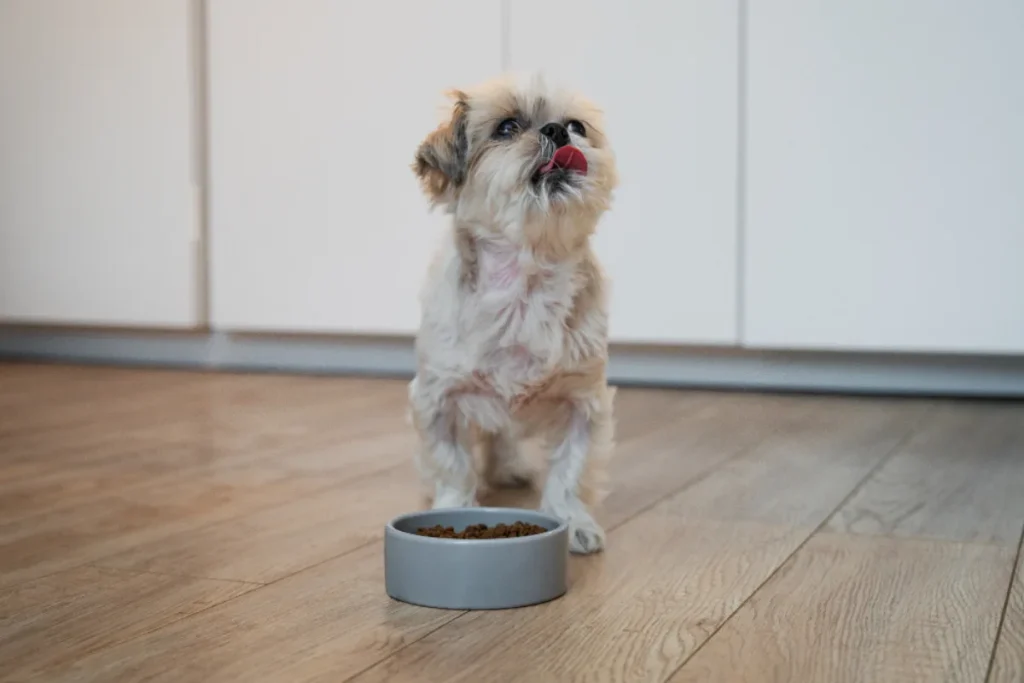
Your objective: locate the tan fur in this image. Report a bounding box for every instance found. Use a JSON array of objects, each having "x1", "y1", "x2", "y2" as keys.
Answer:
[
  {"x1": 412, "y1": 90, "x2": 469, "y2": 206},
  {"x1": 408, "y1": 73, "x2": 619, "y2": 554}
]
